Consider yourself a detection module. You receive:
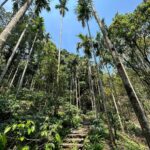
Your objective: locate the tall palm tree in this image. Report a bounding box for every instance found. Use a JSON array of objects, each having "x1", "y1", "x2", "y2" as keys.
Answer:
[
  {"x1": 55, "y1": 0, "x2": 69, "y2": 84},
  {"x1": 76, "y1": 0, "x2": 103, "y2": 110},
  {"x1": 75, "y1": 0, "x2": 92, "y2": 29},
  {"x1": 9, "y1": 63, "x2": 19, "y2": 88},
  {"x1": 106, "y1": 65, "x2": 124, "y2": 132},
  {"x1": 93, "y1": 32, "x2": 124, "y2": 132},
  {"x1": 17, "y1": 17, "x2": 44, "y2": 94},
  {"x1": 0, "y1": 0, "x2": 50, "y2": 50},
  {"x1": 88, "y1": 0, "x2": 150, "y2": 147},
  {"x1": 77, "y1": 33, "x2": 97, "y2": 117},
  {"x1": 0, "y1": 24, "x2": 28, "y2": 84},
  {"x1": 17, "y1": 32, "x2": 38, "y2": 94},
  {"x1": 0, "y1": 0, "x2": 32, "y2": 50}
]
